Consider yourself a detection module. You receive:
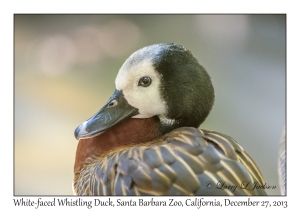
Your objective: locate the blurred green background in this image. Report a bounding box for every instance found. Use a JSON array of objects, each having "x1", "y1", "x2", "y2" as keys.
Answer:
[{"x1": 14, "y1": 14, "x2": 285, "y2": 195}]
